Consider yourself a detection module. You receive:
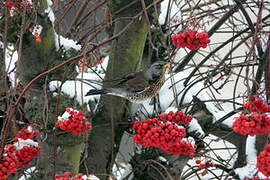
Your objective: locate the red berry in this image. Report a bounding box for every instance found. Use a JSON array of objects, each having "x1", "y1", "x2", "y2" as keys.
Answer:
[
  {"x1": 6, "y1": 1, "x2": 15, "y2": 8},
  {"x1": 199, "y1": 163, "x2": 206, "y2": 169},
  {"x1": 195, "y1": 160, "x2": 201, "y2": 164}
]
